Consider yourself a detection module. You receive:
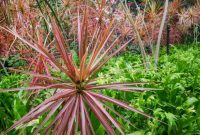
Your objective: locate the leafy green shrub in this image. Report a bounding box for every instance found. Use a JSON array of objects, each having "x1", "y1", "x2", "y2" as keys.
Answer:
[
  {"x1": 98, "y1": 45, "x2": 200, "y2": 134},
  {"x1": 6, "y1": 54, "x2": 27, "y2": 67},
  {"x1": 0, "y1": 54, "x2": 27, "y2": 76},
  {"x1": 0, "y1": 74, "x2": 29, "y2": 134}
]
